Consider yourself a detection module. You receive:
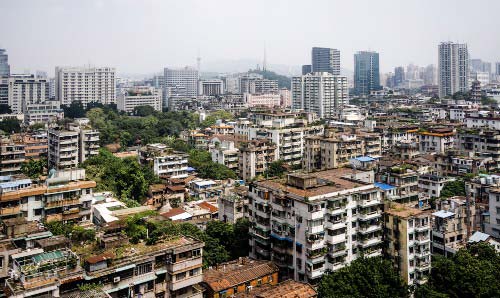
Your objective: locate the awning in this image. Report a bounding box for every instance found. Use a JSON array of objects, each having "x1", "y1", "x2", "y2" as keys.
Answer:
[{"x1": 115, "y1": 264, "x2": 135, "y2": 273}]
